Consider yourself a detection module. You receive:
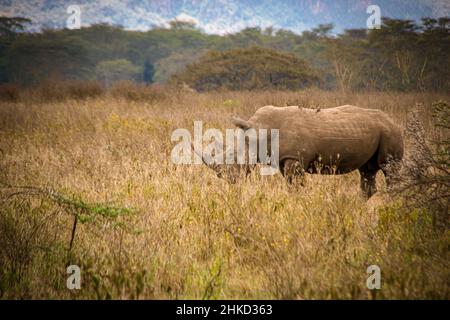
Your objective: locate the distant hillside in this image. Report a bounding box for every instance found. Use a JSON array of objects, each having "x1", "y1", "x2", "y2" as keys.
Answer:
[{"x1": 1, "y1": 0, "x2": 449, "y2": 34}]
